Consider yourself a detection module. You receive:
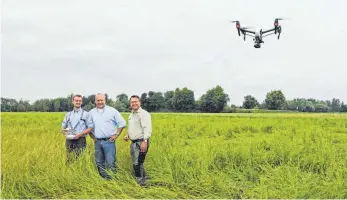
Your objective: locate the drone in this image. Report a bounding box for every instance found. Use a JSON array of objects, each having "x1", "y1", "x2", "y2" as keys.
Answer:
[{"x1": 231, "y1": 18, "x2": 285, "y2": 48}]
